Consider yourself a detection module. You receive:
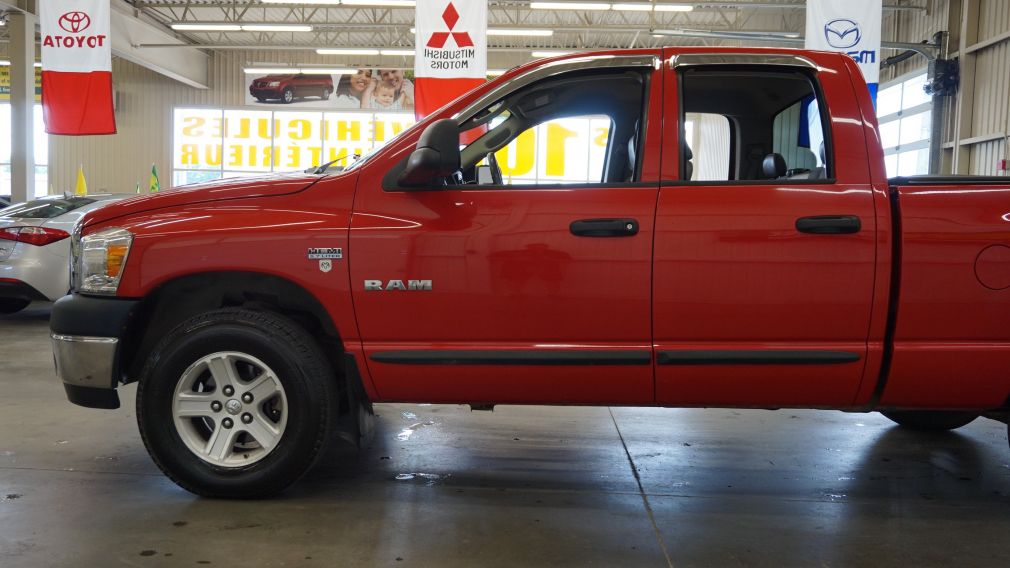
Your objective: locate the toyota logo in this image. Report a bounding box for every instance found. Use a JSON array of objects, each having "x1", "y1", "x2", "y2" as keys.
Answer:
[
  {"x1": 58, "y1": 11, "x2": 91, "y2": 34},
  {"x1": 824, "y1": 18, "x2": 861, "y2": 49}
]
